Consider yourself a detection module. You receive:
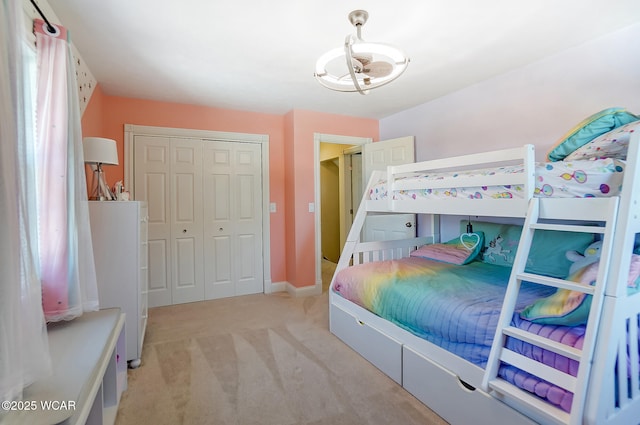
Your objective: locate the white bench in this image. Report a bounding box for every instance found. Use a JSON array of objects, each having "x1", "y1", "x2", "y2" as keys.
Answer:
[{"x1": 3, "y1": 308, "x2": 127, "y2": 425}]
